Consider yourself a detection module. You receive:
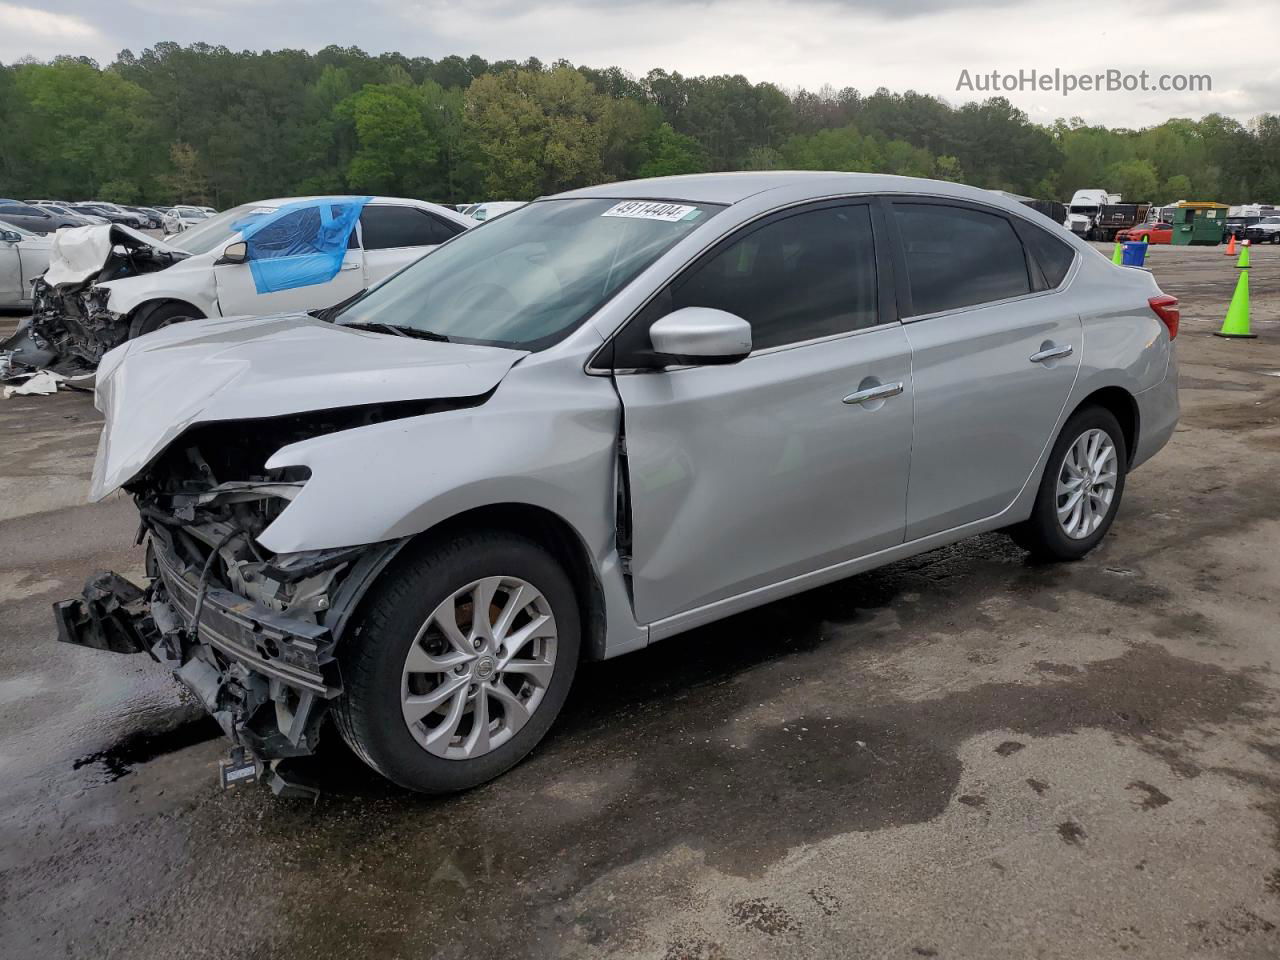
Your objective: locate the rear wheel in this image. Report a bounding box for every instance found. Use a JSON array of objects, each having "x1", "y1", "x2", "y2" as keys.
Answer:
[
  {"x1": 1010, "y1": 406, "x2": 1128, "y2": 561},
  {"x1": 127, "y1": 301, "x2": 202, "y2": 340},
  {"x1": 334, "y1": 530, "x2": 580, "y2": 794}
]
